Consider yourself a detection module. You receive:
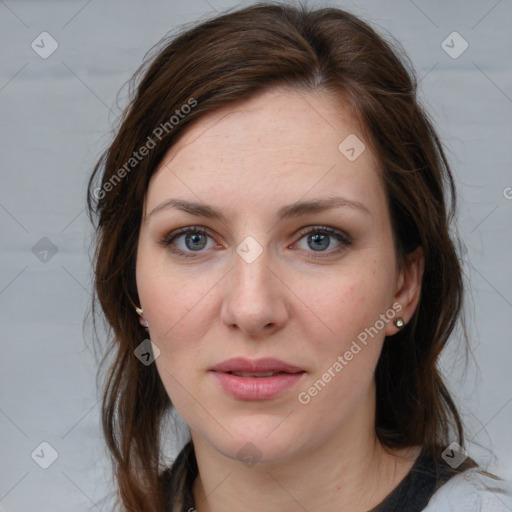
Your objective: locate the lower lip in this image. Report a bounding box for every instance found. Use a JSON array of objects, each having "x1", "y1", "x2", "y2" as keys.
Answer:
[{"x1": 210, "y1": 371, "x2": 305, "y2": 400}]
